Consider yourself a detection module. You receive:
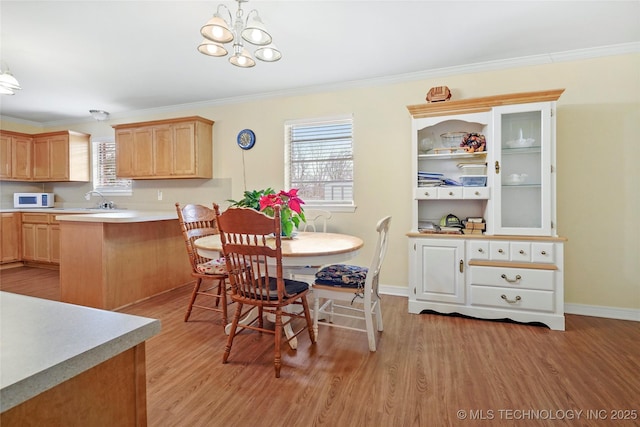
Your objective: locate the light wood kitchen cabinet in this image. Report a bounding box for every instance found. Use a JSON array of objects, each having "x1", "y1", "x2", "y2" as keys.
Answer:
[
  {"x1": 0, "y1": 131, "x2": 32, "y2": 180},
  {"x1": 114, "y1": 127, "x2": 154, "y2": 177},
  {"x1": 21, "y1": 212, "x2": 66, "y2": 264},
  {"x1": 32, "y1": 131, "x2": 90, "y2": 182},
  {"x1": 114, "y1": 116, "x2": 213, "y2": 179},
  {"x1": 0, "y1": 129, "x2": 89, "y2": 182},
  {"x1": 0, "y1": 212, "x2": 21, "y2": 263}
]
